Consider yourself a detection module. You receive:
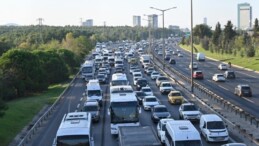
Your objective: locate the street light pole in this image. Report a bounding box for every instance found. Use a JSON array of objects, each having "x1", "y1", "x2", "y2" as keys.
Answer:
[
  {"x1": 150, "y1": 6, "x2": 177, "y2": 70},
  {"x1": 143, "y1": 16, "x2": 152, "y2": 57},
  {"x1": 191, "y1": 0, "x2": 194, "y2": 92}
]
